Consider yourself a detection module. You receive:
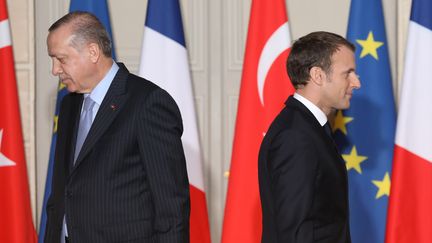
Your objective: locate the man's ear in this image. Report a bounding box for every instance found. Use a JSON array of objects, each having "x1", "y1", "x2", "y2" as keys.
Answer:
[
  {"x1": 309, "y1": 66, "x2": 324, "y2": 86},
  {"x1": 88, "y1": 43, "x2": 100, "y2": 63}
]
